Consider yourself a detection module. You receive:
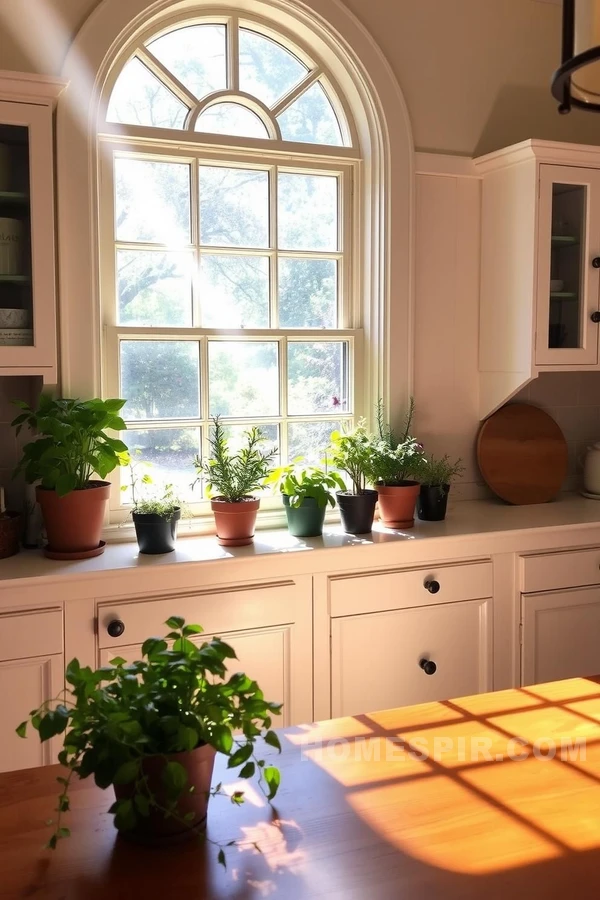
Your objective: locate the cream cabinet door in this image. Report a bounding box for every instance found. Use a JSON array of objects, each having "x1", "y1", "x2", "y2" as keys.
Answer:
[
  {"x1": 100, "y1": 625, "x2": 300, "y2": 728},
  {"x1": 522, "y1": 586, "x2": 600, "y2": 685},
  {"x1": 0, "y1": 654, "x2": 64, "y2": 773},
  {"x1": 331, "y1": 598, "x2": 492, "y2": 718}
]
